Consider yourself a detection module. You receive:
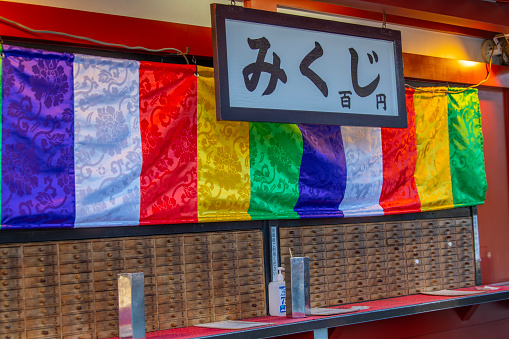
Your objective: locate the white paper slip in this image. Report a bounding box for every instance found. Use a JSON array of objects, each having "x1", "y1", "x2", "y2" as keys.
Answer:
[
  {"x1": 194, "y1": 320, "x2": 274, "y2": 329},
  {"x1": 475, "y1": 286, "x2": 499, "y2": 291},
  {"x1": 310, "y1": 306, "x2": 371, "y2": 316},
  {"x1": 420, "y1": 290, "x2": 487, "y2": 296}
]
